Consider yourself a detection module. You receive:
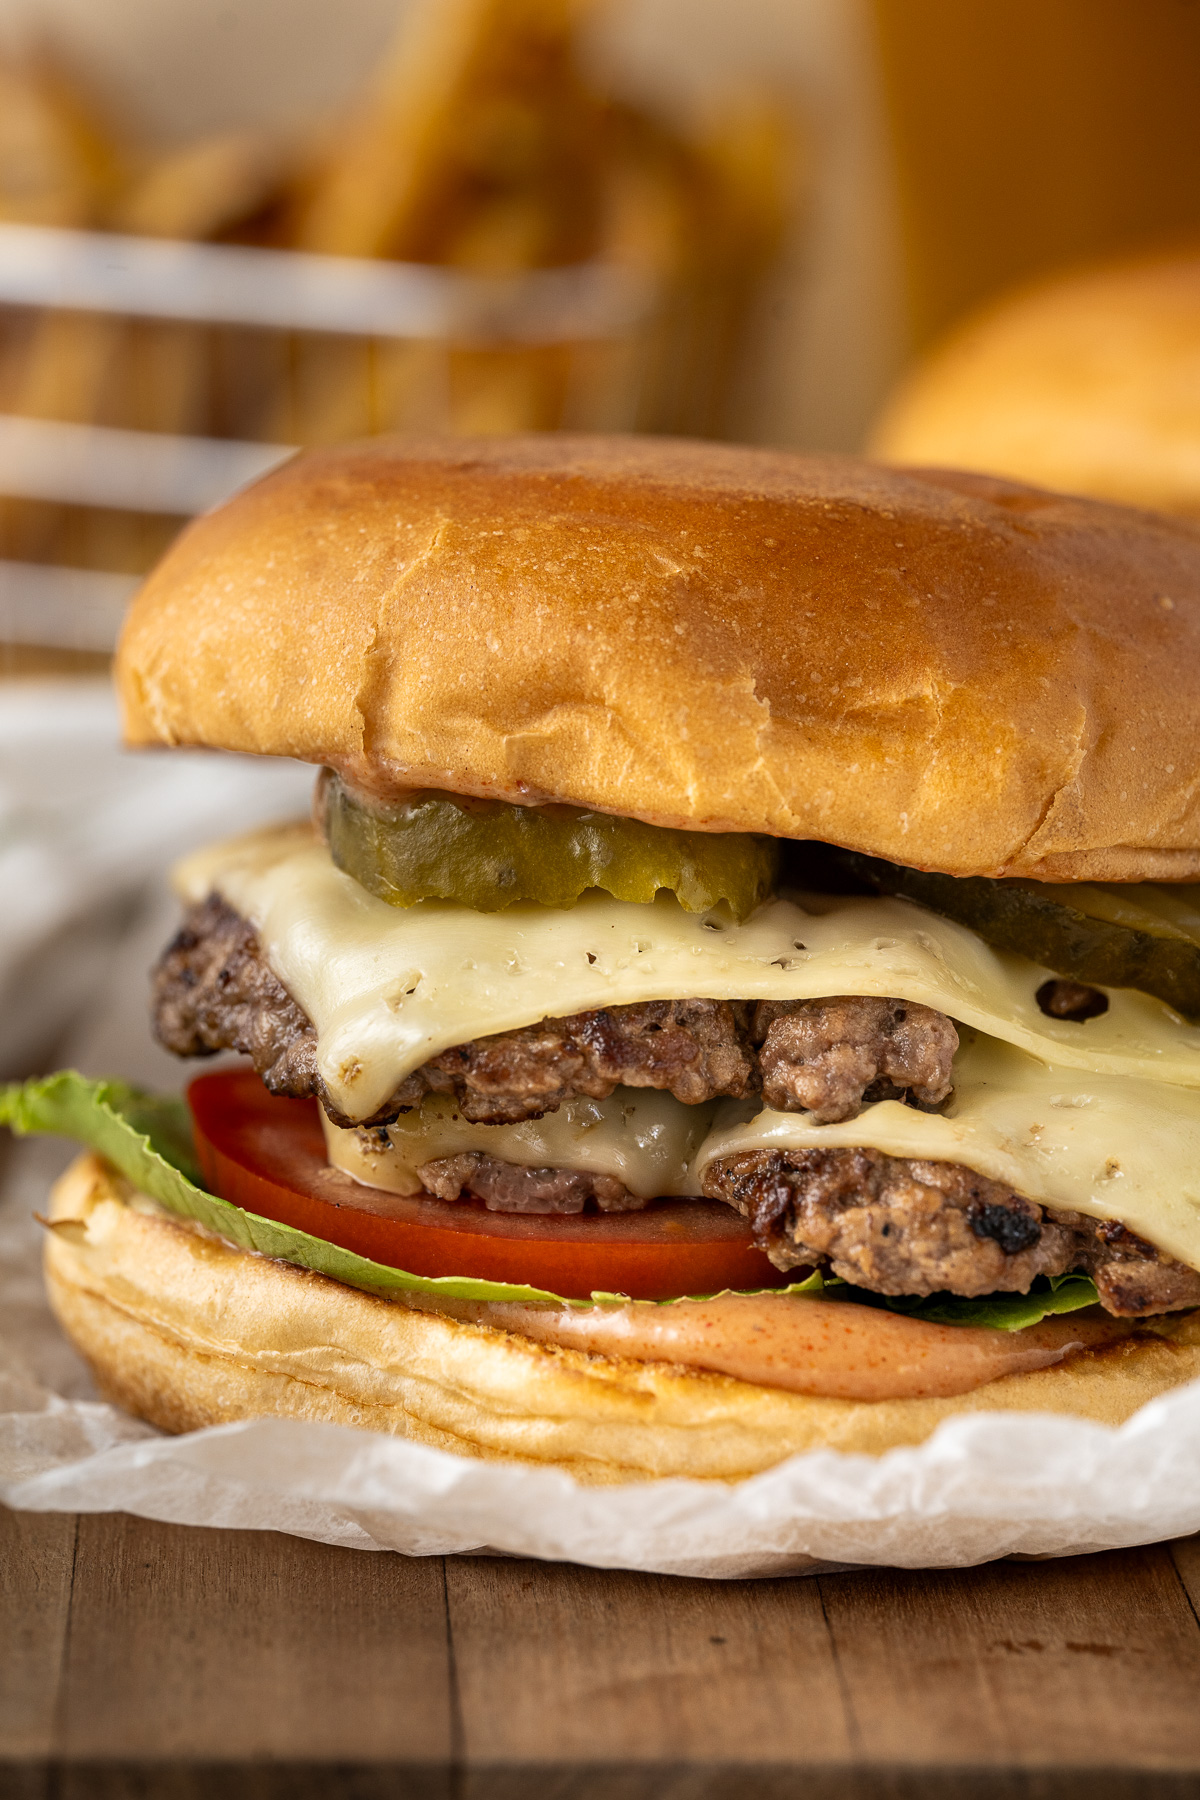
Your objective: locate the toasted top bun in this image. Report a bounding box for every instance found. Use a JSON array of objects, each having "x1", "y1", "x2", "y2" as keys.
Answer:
[
  {"x1": 45, "y1": 1153, "x2": 1200, "y2": 1482},
  {"x1": 116, "y1": 434, "x2": 1200, "y2": 881},
  {"x1": 870, "y1": 250, "x2": 1200, "y2": 519}
]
